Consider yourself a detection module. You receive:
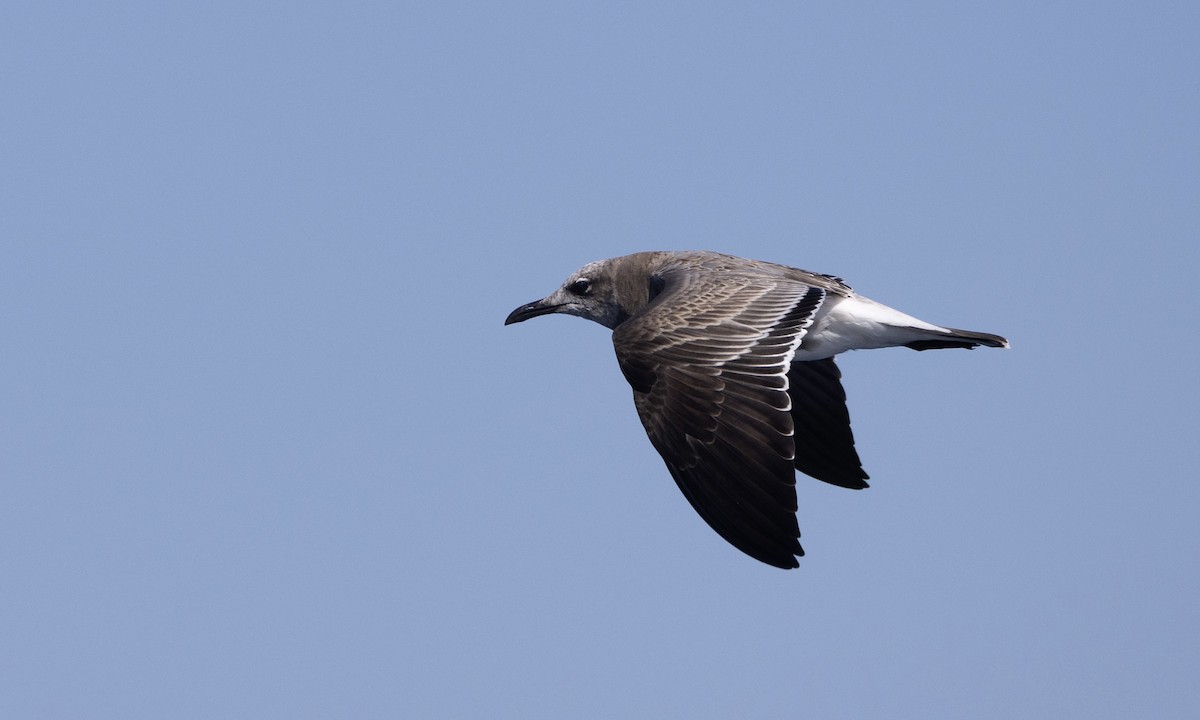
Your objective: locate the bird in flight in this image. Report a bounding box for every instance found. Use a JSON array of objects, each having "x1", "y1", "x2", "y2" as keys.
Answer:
[{"x1": 505, "y1": 251, "x2": 1007, "y2": 568}]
